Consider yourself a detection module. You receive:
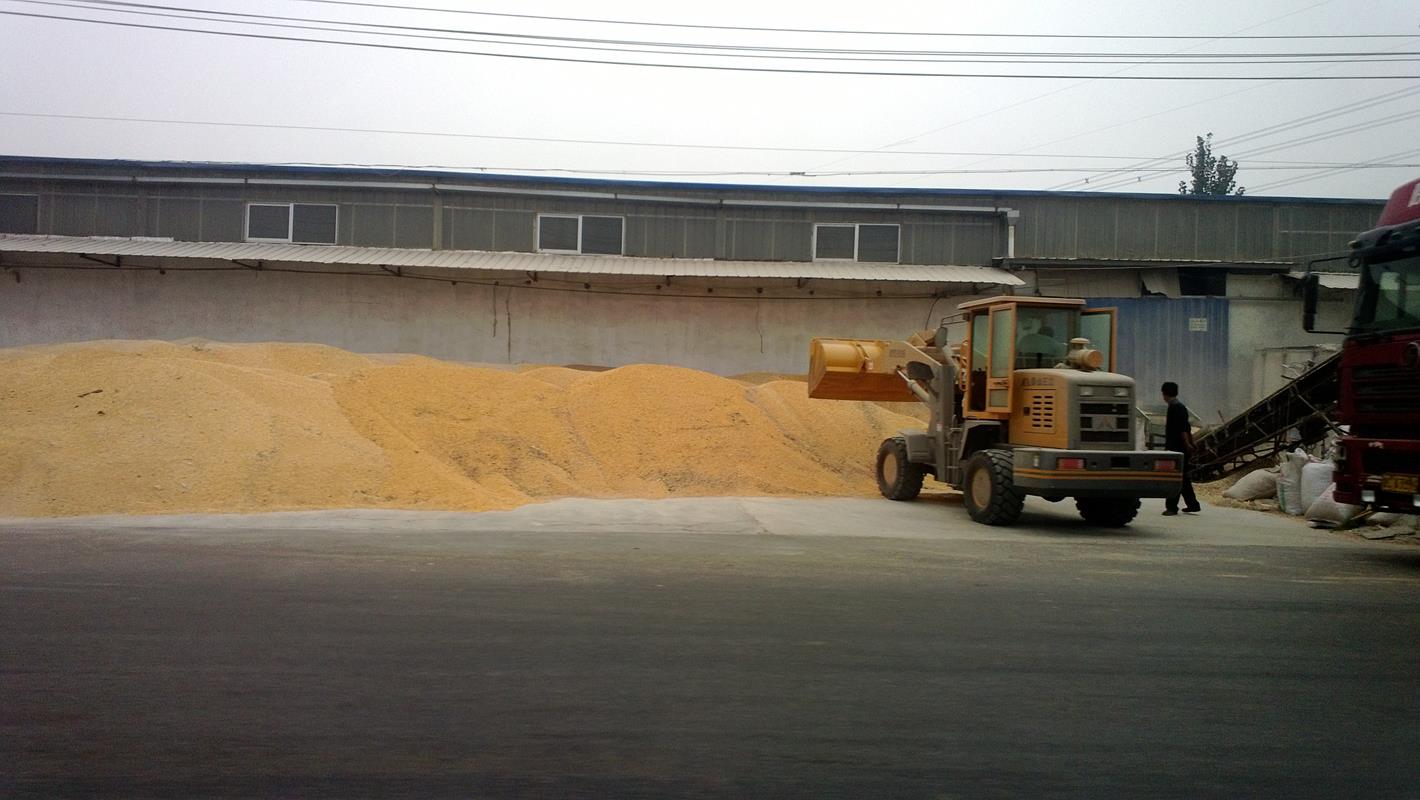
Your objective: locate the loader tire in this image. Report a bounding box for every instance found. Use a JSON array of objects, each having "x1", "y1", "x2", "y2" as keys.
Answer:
[
  {"x1": 962, "y1": 449, "x2": 1024, "y2": 526},
  {"x1": 876, "y1": 437, "x2": 925, "y2": 501},
  {"x1": 1075, "y1": 498, "x2": 1141, "y2": 527}
]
